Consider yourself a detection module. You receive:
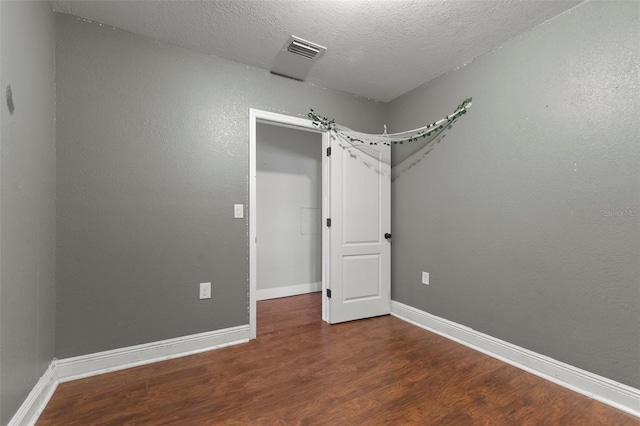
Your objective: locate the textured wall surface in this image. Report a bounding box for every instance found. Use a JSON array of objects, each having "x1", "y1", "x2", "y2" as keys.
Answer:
[
  {"x1": 387, "y1": 1, "x2": 639, "y2": 388},
  {"x1": 257, "y1": 124, "x2": 322, "y2": 291},
  {"x1": 55, "y1": 13, "x2": 384, "y2": 358},
  {"x1": 0, "y1": 1, "x2": 56, "y2": 424}
]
